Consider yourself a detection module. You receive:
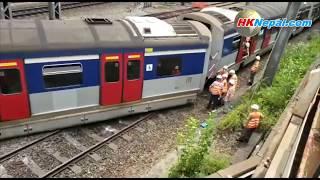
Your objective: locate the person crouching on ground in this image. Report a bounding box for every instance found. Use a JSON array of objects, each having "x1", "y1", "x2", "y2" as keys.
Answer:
[
  {"x1": 237, "y1": 104, "x2": 264, "y2": 143},
  {"x1": 248, "y1": 55, "x2": 261, "y2": 86},
  {"x1": 207, "y1": 75, "x2": 223, "y2": 112},
  {"x1": 223, "y1": 79, "x2": 236, "y2": 113}
]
